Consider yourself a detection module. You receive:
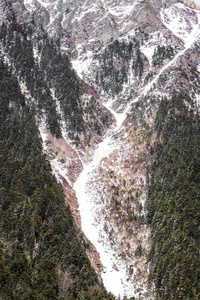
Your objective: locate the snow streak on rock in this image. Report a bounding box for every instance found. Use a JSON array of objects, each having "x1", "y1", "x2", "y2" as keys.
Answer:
[{"x1": 161, "y1": 3, "x2": 200, "y2": 47}]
